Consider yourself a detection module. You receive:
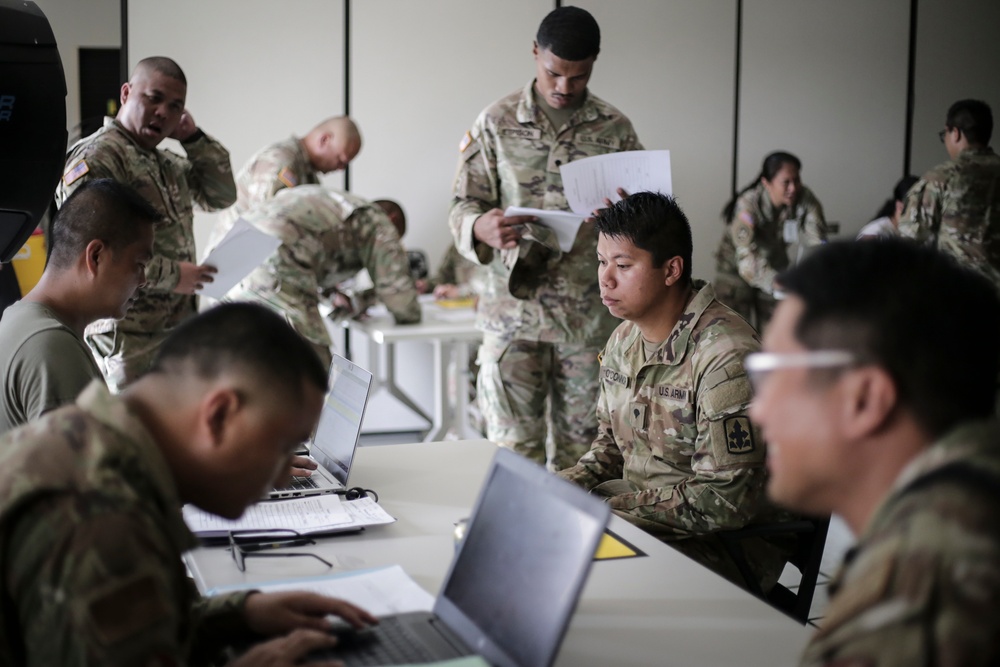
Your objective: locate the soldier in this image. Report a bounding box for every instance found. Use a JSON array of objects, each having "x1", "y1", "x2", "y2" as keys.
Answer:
[
  {"x1": 856, "y1": 175, "x2": 919, "y2": 240},
  {"x1": 56, "y1": 56, "x2": 236, "y2": 390},
  {"x1": 210, "y1": 116, "x2": 362, "y2": 247},
  {"x1": 0, "y1": 180, "x2": 158, "y2": 434},
  {"x1": 899, "y1": 99, "x2": 1000, "y2": 292},
  {"x1": 219, "y1": 185, "x2": 421, "y2": 368},
  {"x1": 0, "y1": 303, "x2": 377, "y2": 665},
  {"x1": 429, "y1": 243, "x2": 486, "y2": 300},
  {"x1": 747, "y1": 240, "x2": 1000, "y2": 665},
  {"x1": 714, "y1": 151, "x2": 827, "y2": 330},
  {"x1": 450, "y1": 6, "x2": 642, "y2": 469},
  {"x1": 558, "y1": 192, "x2": 792, "y2": 592}
]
